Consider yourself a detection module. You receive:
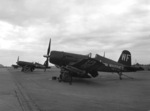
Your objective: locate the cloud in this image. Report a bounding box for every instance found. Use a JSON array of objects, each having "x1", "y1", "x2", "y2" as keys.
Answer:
[{"x1": 0, "y1": 0, "x2": 150, "y2": 65}]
